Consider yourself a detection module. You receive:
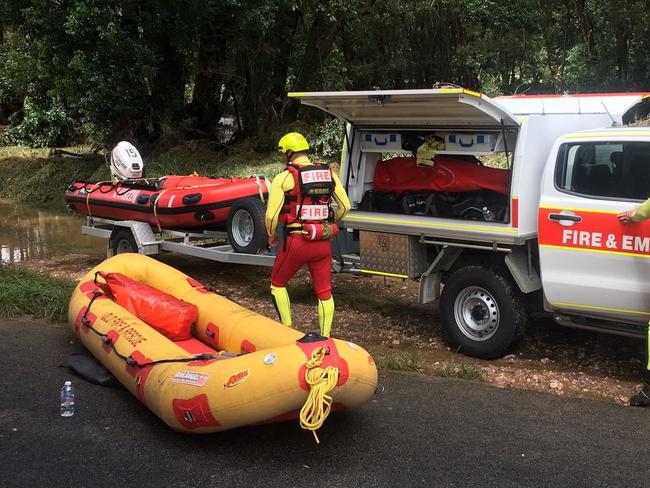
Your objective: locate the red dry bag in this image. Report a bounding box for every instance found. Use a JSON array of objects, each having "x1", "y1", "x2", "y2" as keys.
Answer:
[
  {"x1": 95, "y1": 271, "x2": 197, "y2": 341},
  {"x1": 373, "y1": 156, "x2": 510, "y2": 194}
]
